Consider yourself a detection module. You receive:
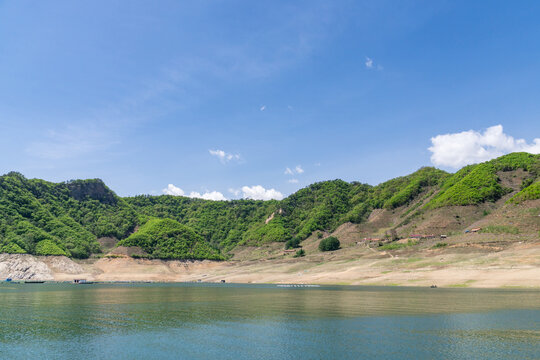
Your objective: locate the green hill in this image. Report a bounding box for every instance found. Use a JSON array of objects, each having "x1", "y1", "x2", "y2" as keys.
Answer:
[
  {"x1": 1, "y1": 152, "x2": 539, "y2": 260},
  {"x1": 117, "y1": 218, "x2": 224, "y2": 260}
]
